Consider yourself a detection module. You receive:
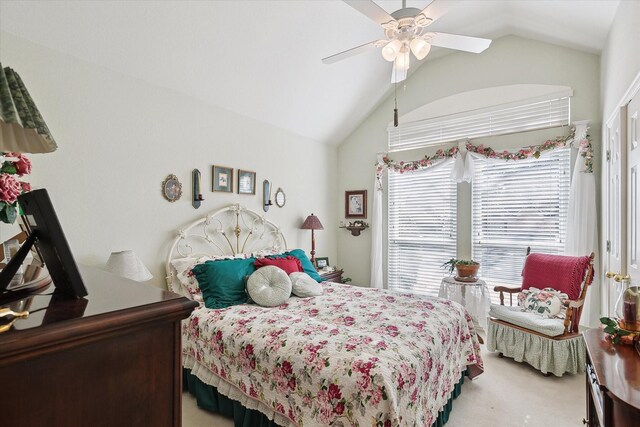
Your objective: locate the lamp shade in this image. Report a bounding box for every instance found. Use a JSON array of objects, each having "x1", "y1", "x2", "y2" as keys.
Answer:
[
  {"x1": 105, "y1": 250, "x2": 153, "y2": 282},
  {"x1": 301, "y1": 214, "x2": 324, "y2": 230},
  {"x1": 0, "y1": 64, "x2": 57, "y2": 153}
]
